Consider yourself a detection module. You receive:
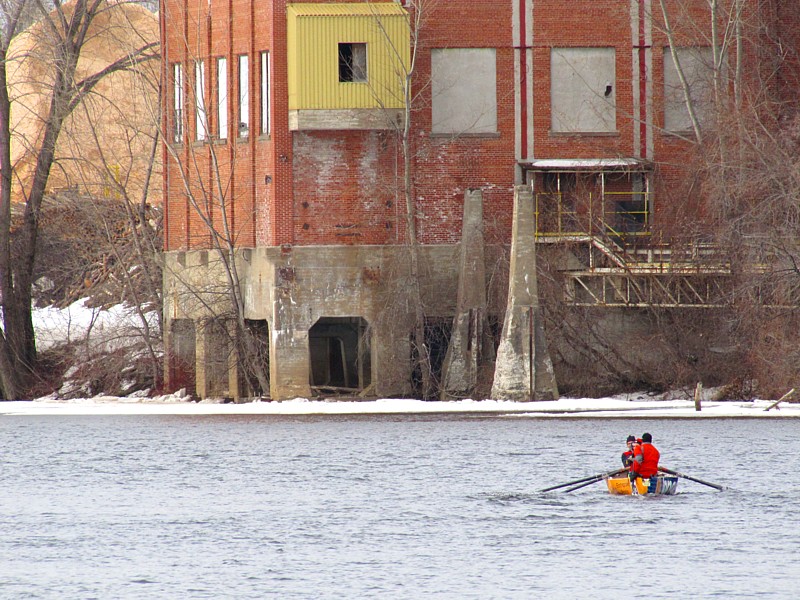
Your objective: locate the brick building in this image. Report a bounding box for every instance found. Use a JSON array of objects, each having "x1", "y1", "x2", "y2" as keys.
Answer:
[{"x1": 160, "y1": 0, "x2": 797, "y2": 400}]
